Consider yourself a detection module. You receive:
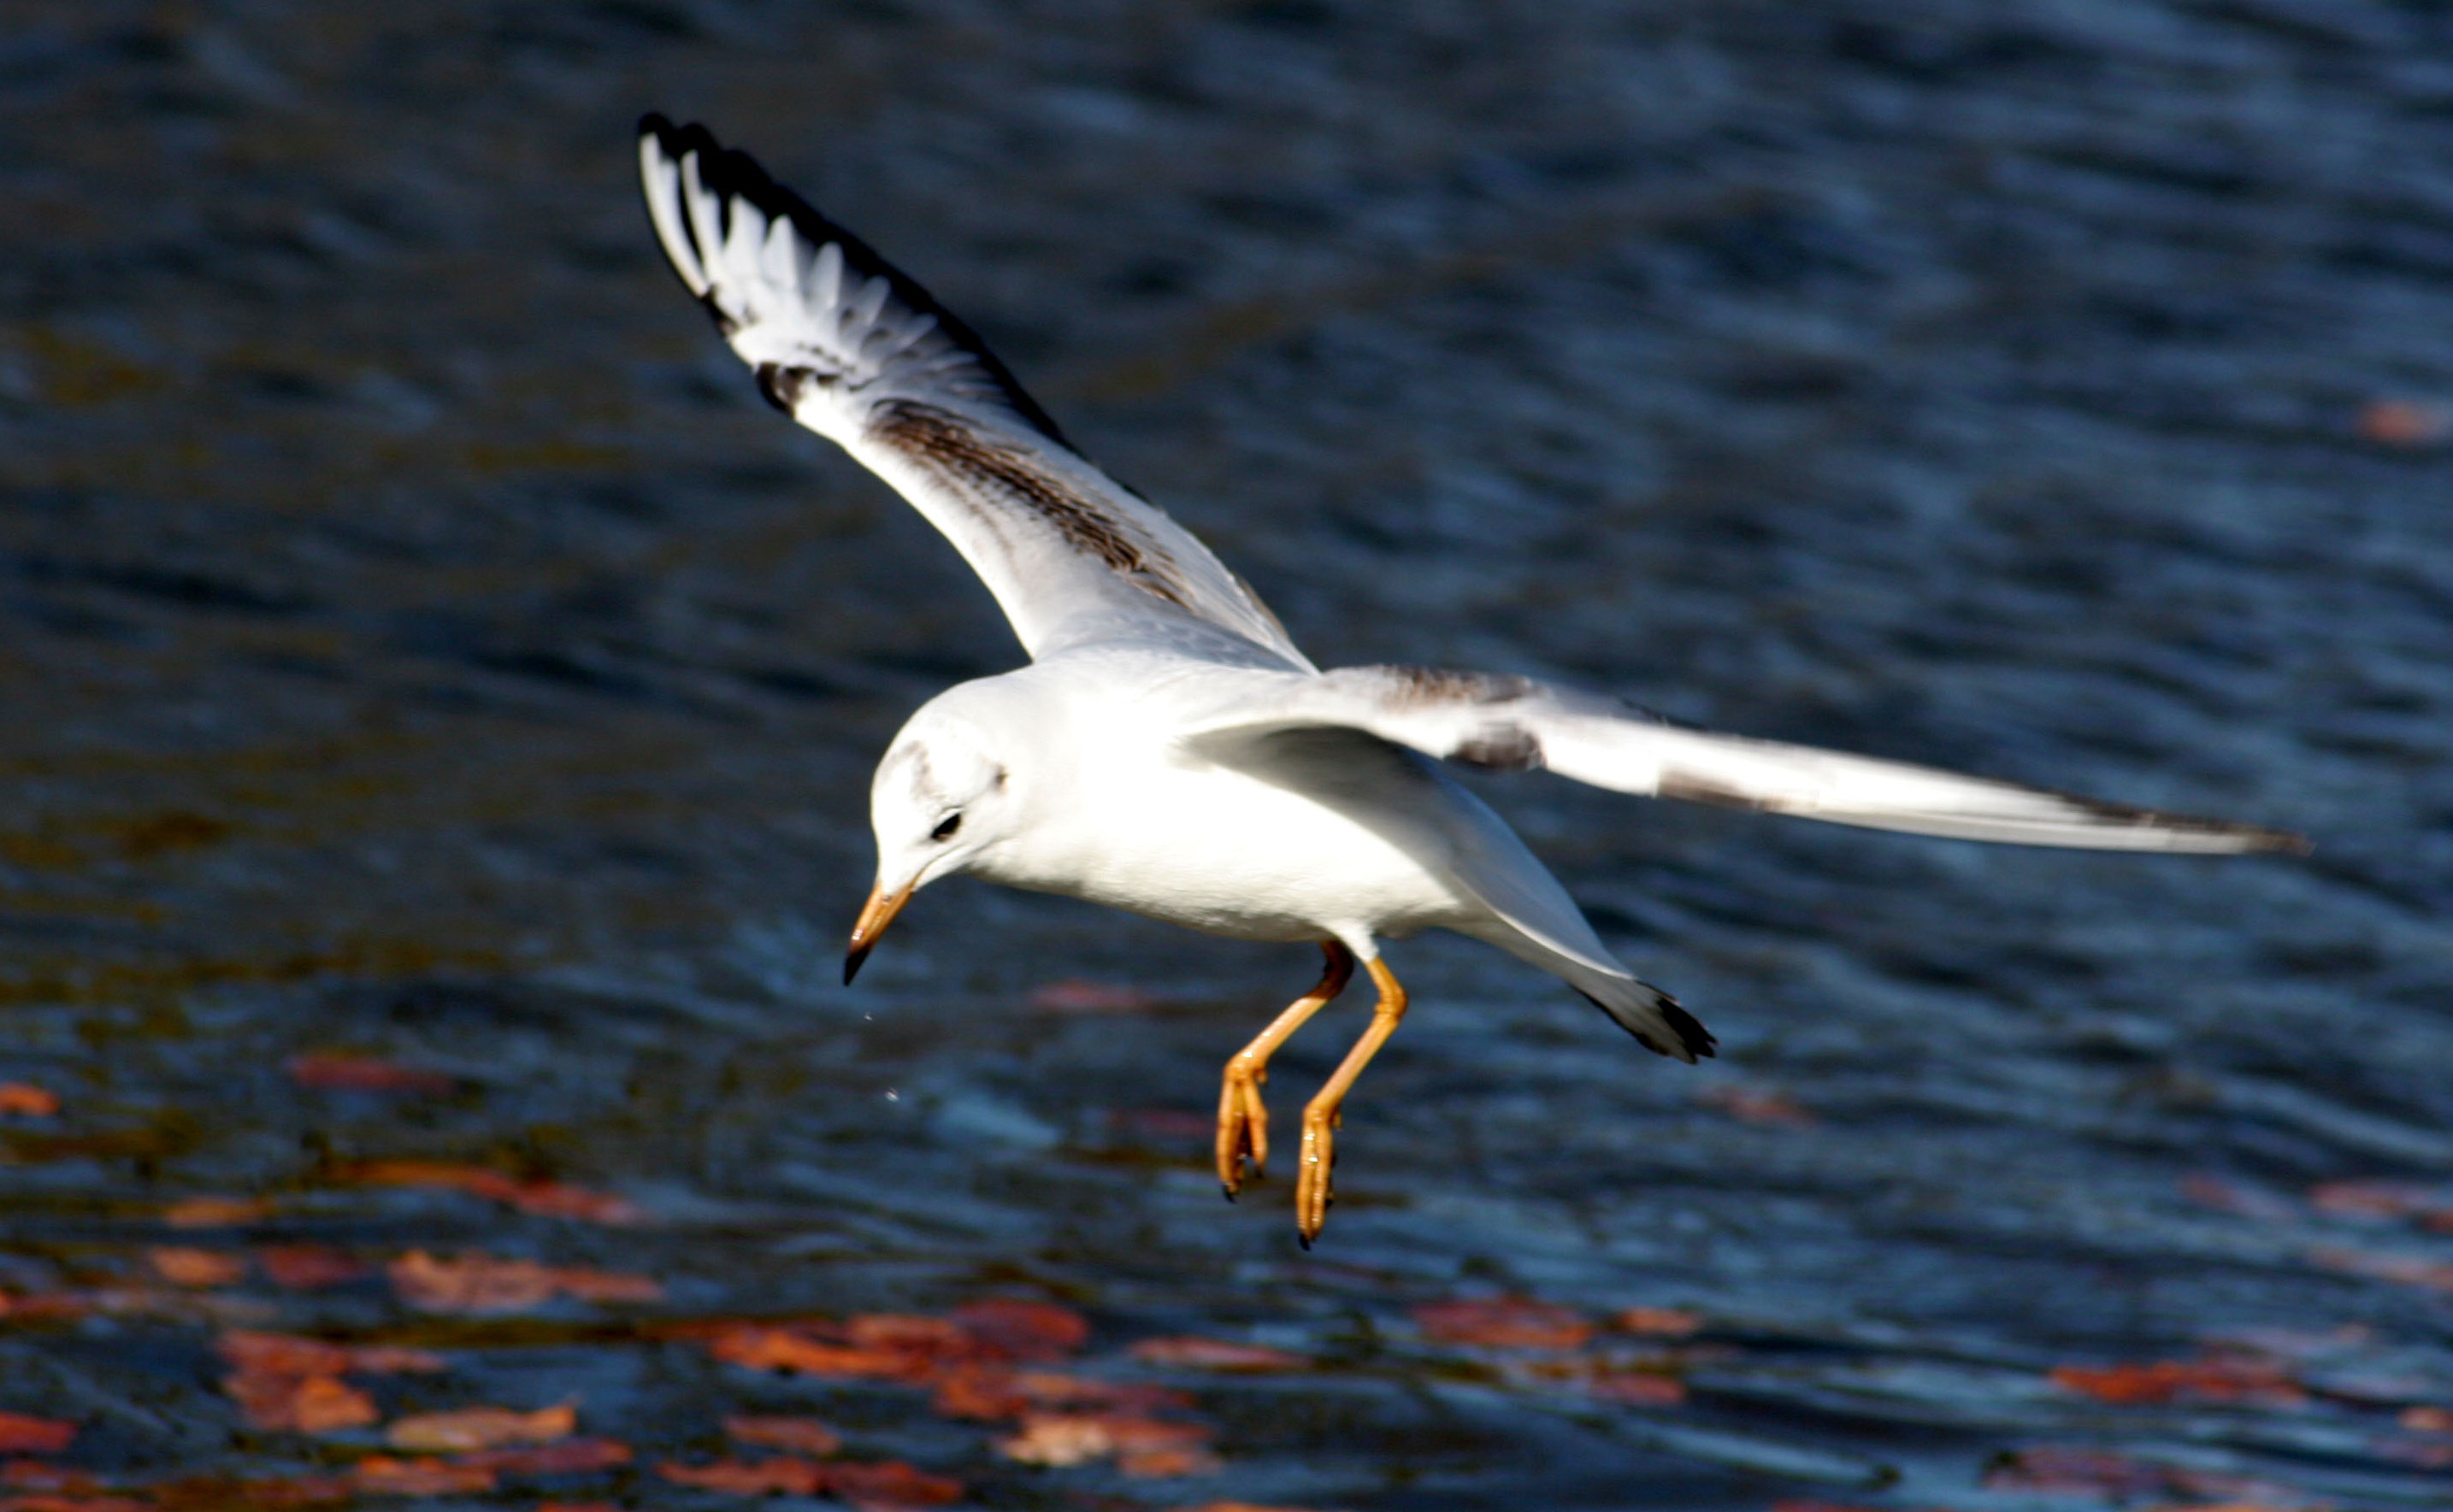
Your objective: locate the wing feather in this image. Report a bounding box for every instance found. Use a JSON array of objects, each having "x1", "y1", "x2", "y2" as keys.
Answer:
[
  {"x1": 637, "y1": 115, "x2": 1310, "y2": 669},
  {"x1": 1182, "y1": 666, "x2": 2303, "y2": 854}
]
